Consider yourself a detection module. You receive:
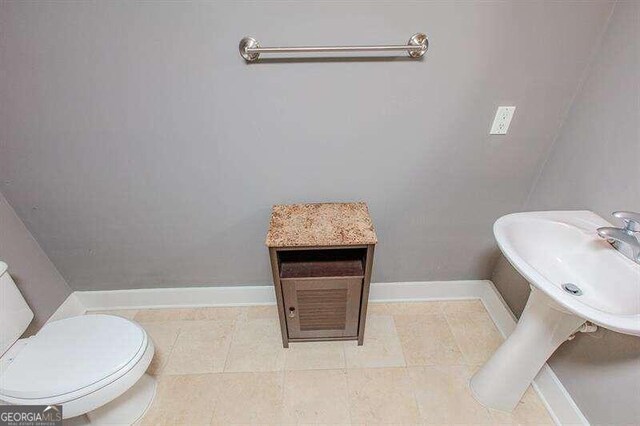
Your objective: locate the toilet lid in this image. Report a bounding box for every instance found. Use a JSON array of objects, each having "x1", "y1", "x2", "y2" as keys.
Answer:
[{"x1": 0, "y1": 315, "x2": 146, "y2": 399}]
